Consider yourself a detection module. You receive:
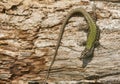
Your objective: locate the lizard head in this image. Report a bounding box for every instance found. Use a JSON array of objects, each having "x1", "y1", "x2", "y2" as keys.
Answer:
[{"x1": 79, "y1": 48, "x2": 93, "y2": 60}]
